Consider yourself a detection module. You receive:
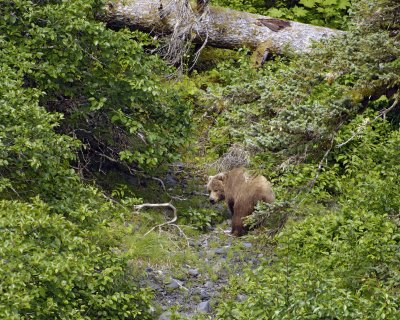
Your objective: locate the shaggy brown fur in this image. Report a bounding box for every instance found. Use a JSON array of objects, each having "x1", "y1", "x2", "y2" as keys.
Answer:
[{"x1": 207, "y1": 167, "x2": 275, "y2": 236}]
